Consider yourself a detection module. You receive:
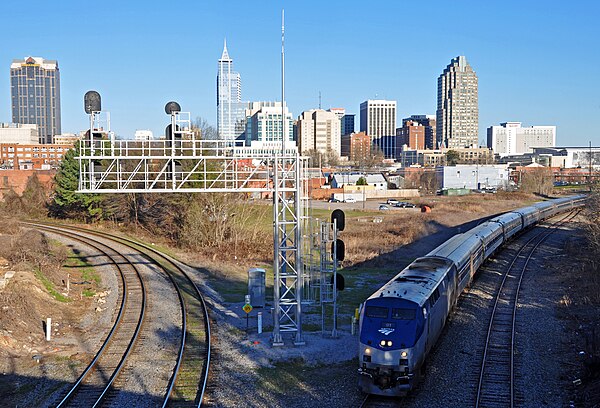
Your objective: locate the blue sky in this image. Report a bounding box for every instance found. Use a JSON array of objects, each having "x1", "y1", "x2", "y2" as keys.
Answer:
[{"x1": 1, "y1": 0, "x2": 598, "y2": 146}]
